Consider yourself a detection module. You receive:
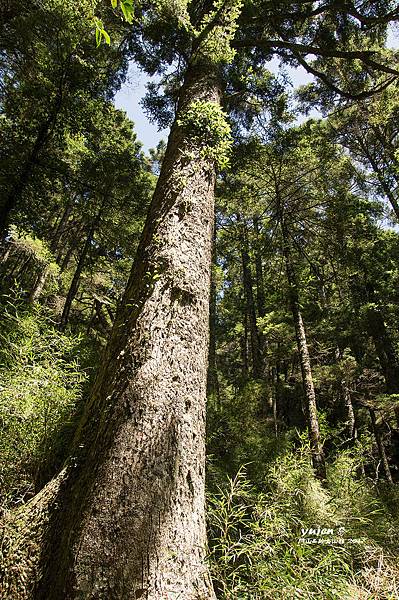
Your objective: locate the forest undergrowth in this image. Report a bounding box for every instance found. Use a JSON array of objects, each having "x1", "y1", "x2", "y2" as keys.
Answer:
[
  {"x1": 1, "y1": 291, "x2": 399, "y2": 599},
  {"x1": 207, "y1": 385, "x2": 399, "y2": 599}
]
